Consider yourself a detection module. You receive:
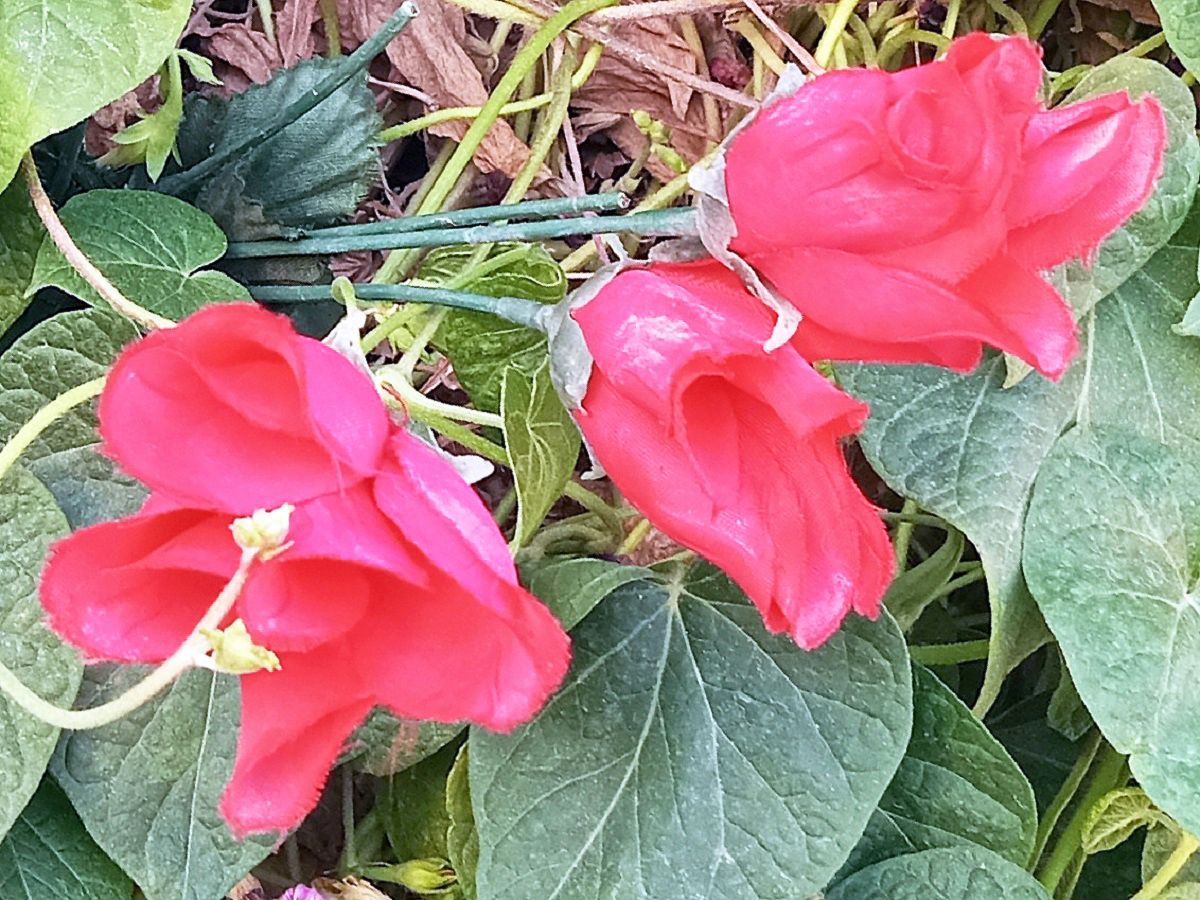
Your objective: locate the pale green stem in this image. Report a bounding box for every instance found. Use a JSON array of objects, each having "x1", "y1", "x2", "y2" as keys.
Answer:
[
  {"x1": 381, "y1": 371, "x2": 504, "y2": 428},
  {"x1": 320, "y1": 0, "x2": 342, "y2": 56},
  {"x1": 909, "y1": 639, "x2": 990, "y2": 666},
  {"x1": 0, "y1": 548, "x2": 258, "y2": 730},
  {"x1": 1135, "y1": 832, "x2": 1200, "y2": 900},
  {"x1": 619, "y1": 518, "x2": 653, "y2": 555},
  {"x1": 0, "y1": 377, "x2": 106, "y2": 485},
  {"x1": 814, "y1": 0, "x2": 860, "y2": 68}
]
